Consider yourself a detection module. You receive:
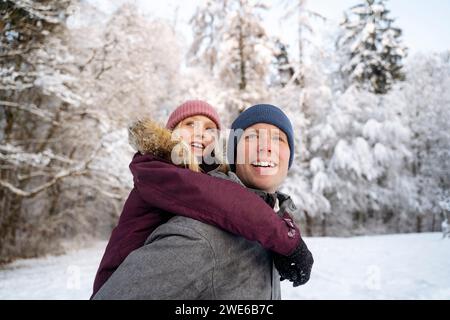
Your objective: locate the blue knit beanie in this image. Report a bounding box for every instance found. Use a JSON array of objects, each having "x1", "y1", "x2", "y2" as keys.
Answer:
[{"x1": 228, "y1": 104, "x2": 295, "y2": 172}]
